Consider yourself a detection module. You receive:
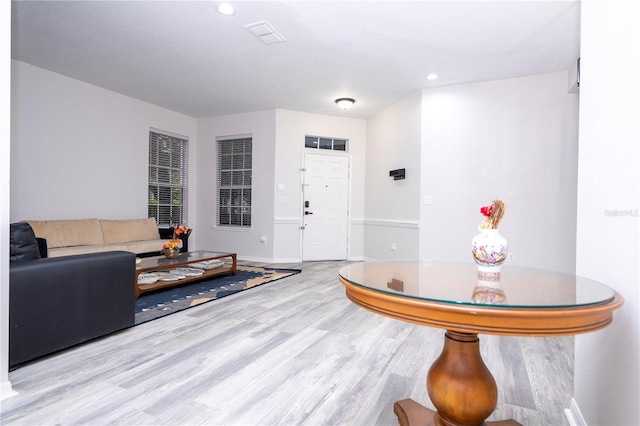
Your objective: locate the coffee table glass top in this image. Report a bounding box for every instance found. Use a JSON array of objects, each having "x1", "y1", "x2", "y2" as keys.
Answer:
[
  {"x1": 339, "y1": 261, "x2": 617, "y2": 308},
  {"x1": 137, "y1": 250, "x2": 234, "y2": 270}
]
